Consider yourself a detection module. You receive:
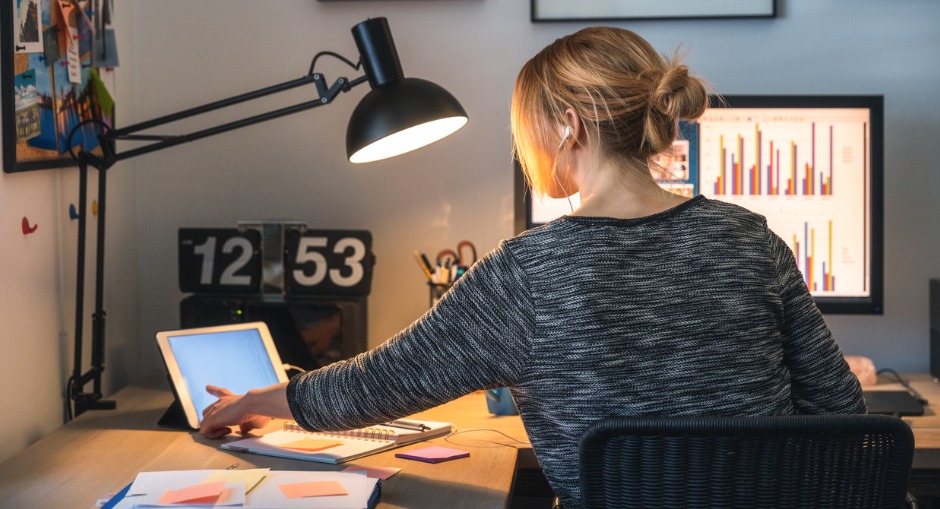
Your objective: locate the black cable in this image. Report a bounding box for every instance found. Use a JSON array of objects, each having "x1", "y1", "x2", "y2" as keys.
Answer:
[
  {"x1": 67, "y1": 119, "x2": 112, "y2": 162},
  {"x1": 282, "y1": 364, "x2": 306, "y2": 375},
  {"x1": 308, "y1": 51, "x2": 361, "y2": 76},
  {"x1": 877, "y1": 368, "x2": 929, "y2": 405}
]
